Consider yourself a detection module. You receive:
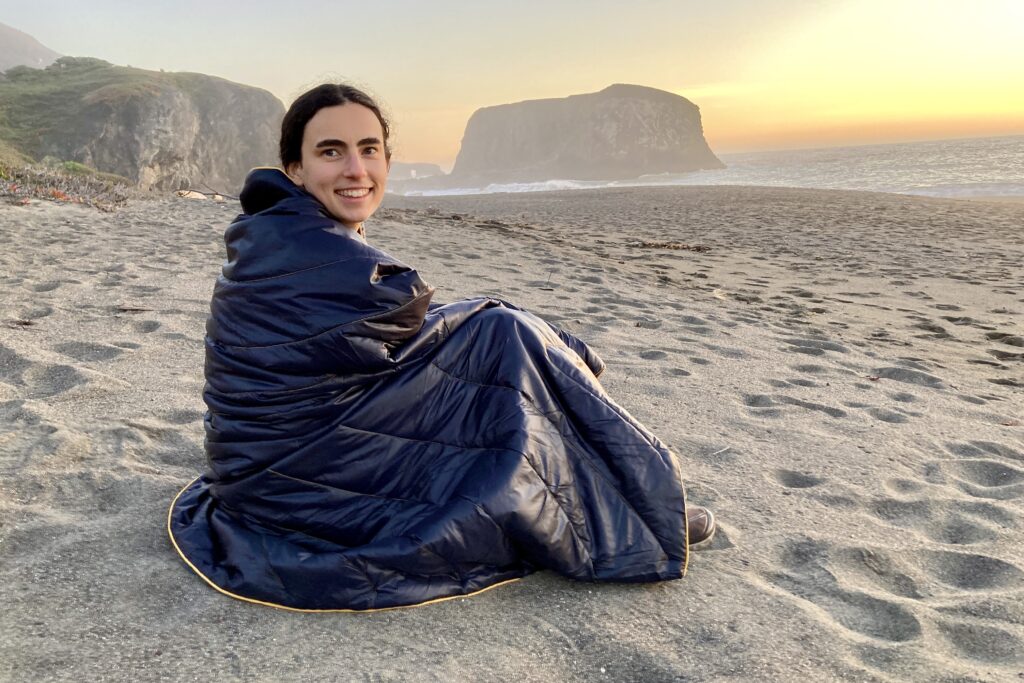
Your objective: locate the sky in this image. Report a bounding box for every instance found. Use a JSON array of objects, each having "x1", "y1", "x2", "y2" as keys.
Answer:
[{"x1": 4, "y1": 0, "x2": 1023, "y2": 169}]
